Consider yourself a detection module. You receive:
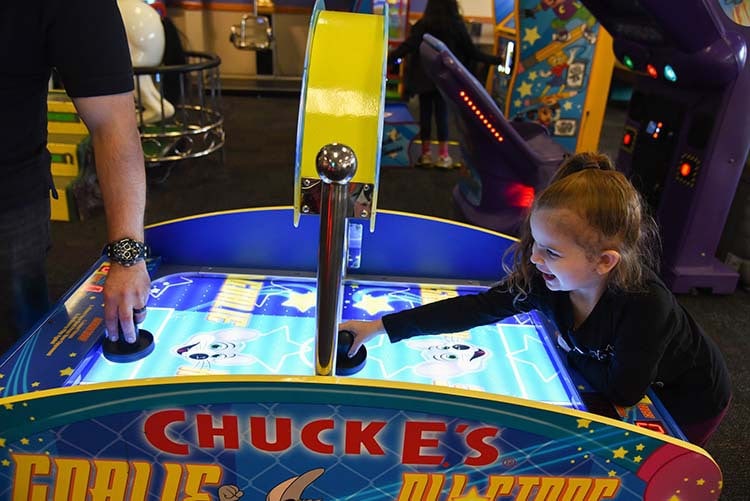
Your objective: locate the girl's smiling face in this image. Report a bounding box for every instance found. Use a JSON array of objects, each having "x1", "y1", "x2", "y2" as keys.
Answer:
[{"x1": 529, "y1": 208, "x2": 610, "y2": 296}]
